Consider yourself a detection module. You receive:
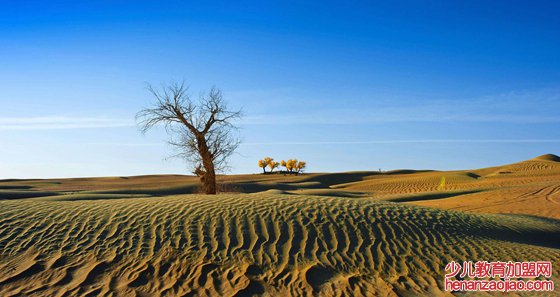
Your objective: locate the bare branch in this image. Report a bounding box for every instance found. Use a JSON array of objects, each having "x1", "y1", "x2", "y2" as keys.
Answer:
[{"x1": 136, "y1": 80, "x2": 243, "y2": 194}]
